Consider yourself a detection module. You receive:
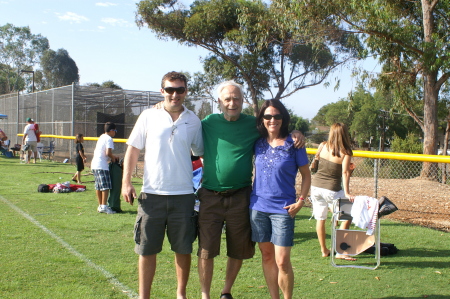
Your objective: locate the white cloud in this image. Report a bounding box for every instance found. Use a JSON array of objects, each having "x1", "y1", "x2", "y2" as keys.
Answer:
[
  {"x1": 98, "y1": 26, "x2": 106, "y2": 30},
  {"x1": 56, "y1": 12, "x2": 89, "y2": 23},
  {"x1": 96, "y1": 2, "x2": 118, "y2": 7},
  {"x1": 101, "y1": 17, "x2": 131, "y2": 27}
]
